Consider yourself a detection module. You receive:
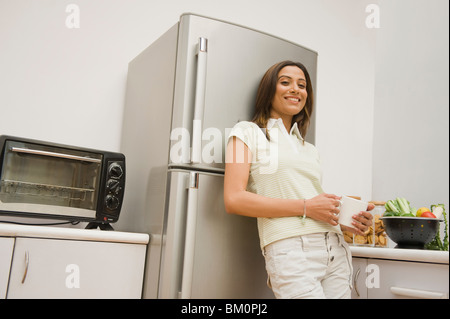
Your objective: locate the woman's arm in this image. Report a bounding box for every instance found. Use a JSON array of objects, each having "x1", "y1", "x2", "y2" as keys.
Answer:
[
  {"x1": 224, "y1": 137, "x2": 301, "y2": 218},
  {"x1": 224, "y1": 137, "x2": 341, "y2": 225}
]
